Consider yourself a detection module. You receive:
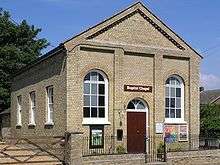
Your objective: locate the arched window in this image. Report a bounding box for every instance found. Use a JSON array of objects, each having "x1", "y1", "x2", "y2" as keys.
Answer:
[
  {"x1": 127, "y1": 99, "x2": 147, "y2": 111},
  {"x1": 165, "y1": 75, "x2": 184, "y2": 121},
  {"x1": 83, "y1": 70, "x2": 108, "y2": 123}
]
